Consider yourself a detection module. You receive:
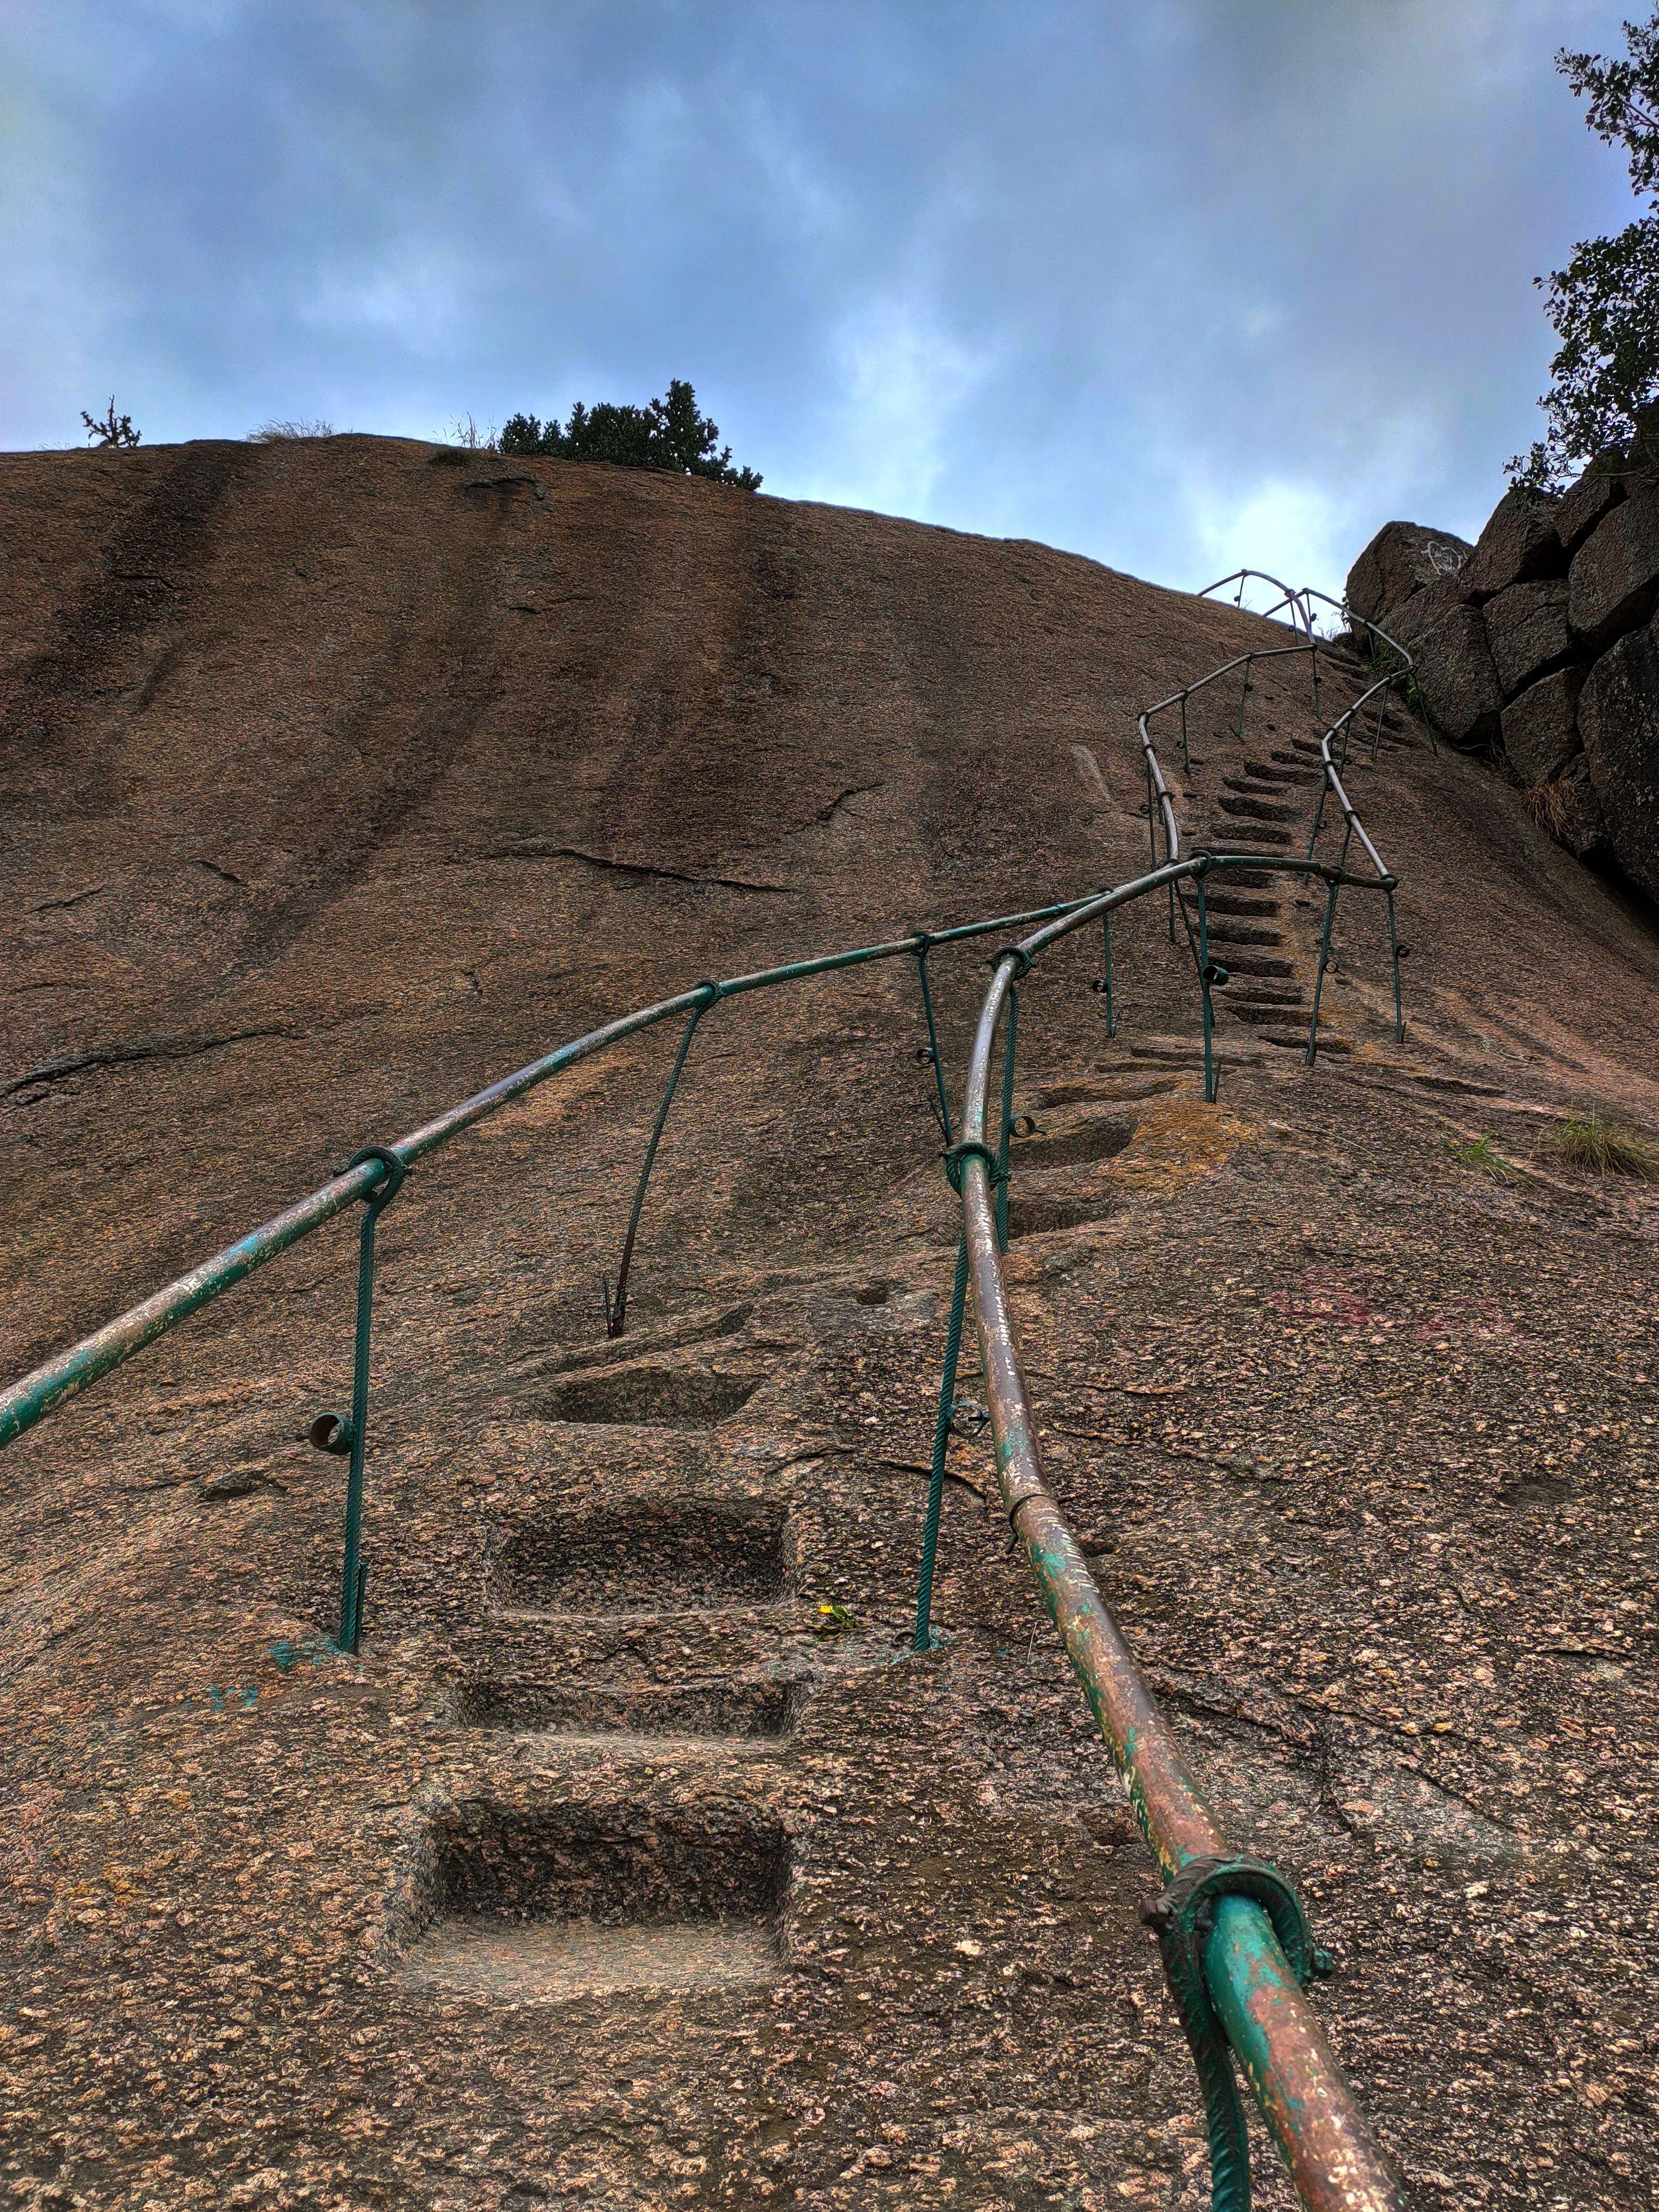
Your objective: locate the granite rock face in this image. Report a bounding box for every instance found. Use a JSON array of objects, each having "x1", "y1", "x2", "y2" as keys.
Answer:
[
  {"x1": 1501, "y1": 666, "x2": 1584, "y2": 787},
  {"x1": 1459, "y1": 491, "x2": 1565, "y2": 603},
  {"x1": 1484, "y1": 580, "x2": 1574, "y2": 700},
  {"x1": 1551, "y1": 749, "x2": 1612, "y2": 860},
  {"x1": 1579, "y1": 620, "x2": 1659, "y2": 898},
  {"x1": 1410, "y1": 602, "x2": 1504, "y2": 749},
  {"x1": 1568, "y1": 487, "x2": 1659, "y2": 649},
  {"x1": 1345, "y1": 520, "x2": 1471, "y2": 626},
  {"x1": 1555, "y1": 467, "x2": 1624, "y2": 555}
]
